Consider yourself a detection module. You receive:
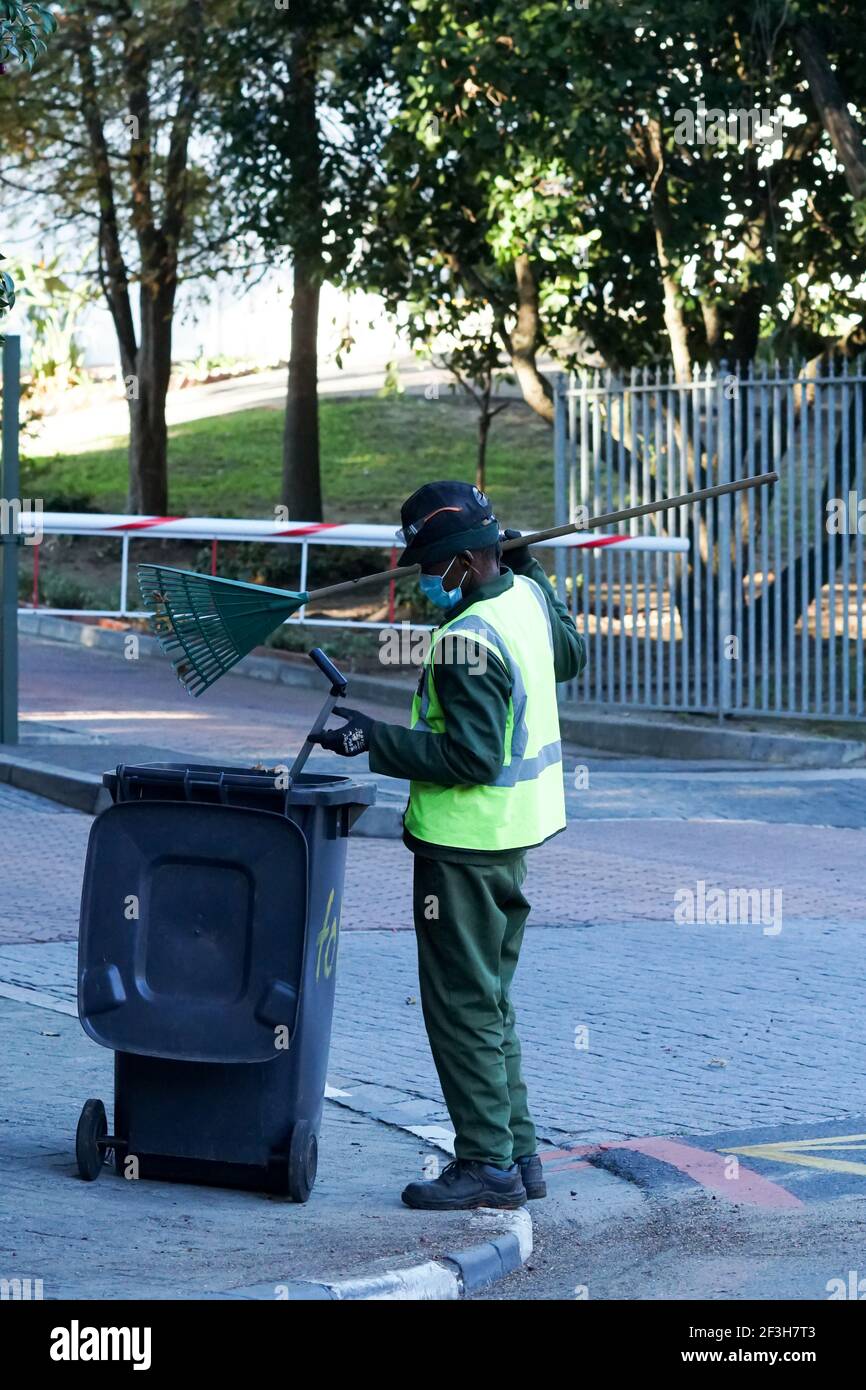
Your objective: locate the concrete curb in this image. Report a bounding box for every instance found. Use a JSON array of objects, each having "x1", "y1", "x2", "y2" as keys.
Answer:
[
  {"x1": 224, "y1": 1207, "x2": 532, "y2": 1301},
  {"x1": 559, "y1": 708, "x2": 865, "y2": 768},
  {"x1": 0, "y1": 751, "x2": 112, "y2": 815},
  {"x1": 18, "y1": 611, "x2": 866, "y2": 767}
]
